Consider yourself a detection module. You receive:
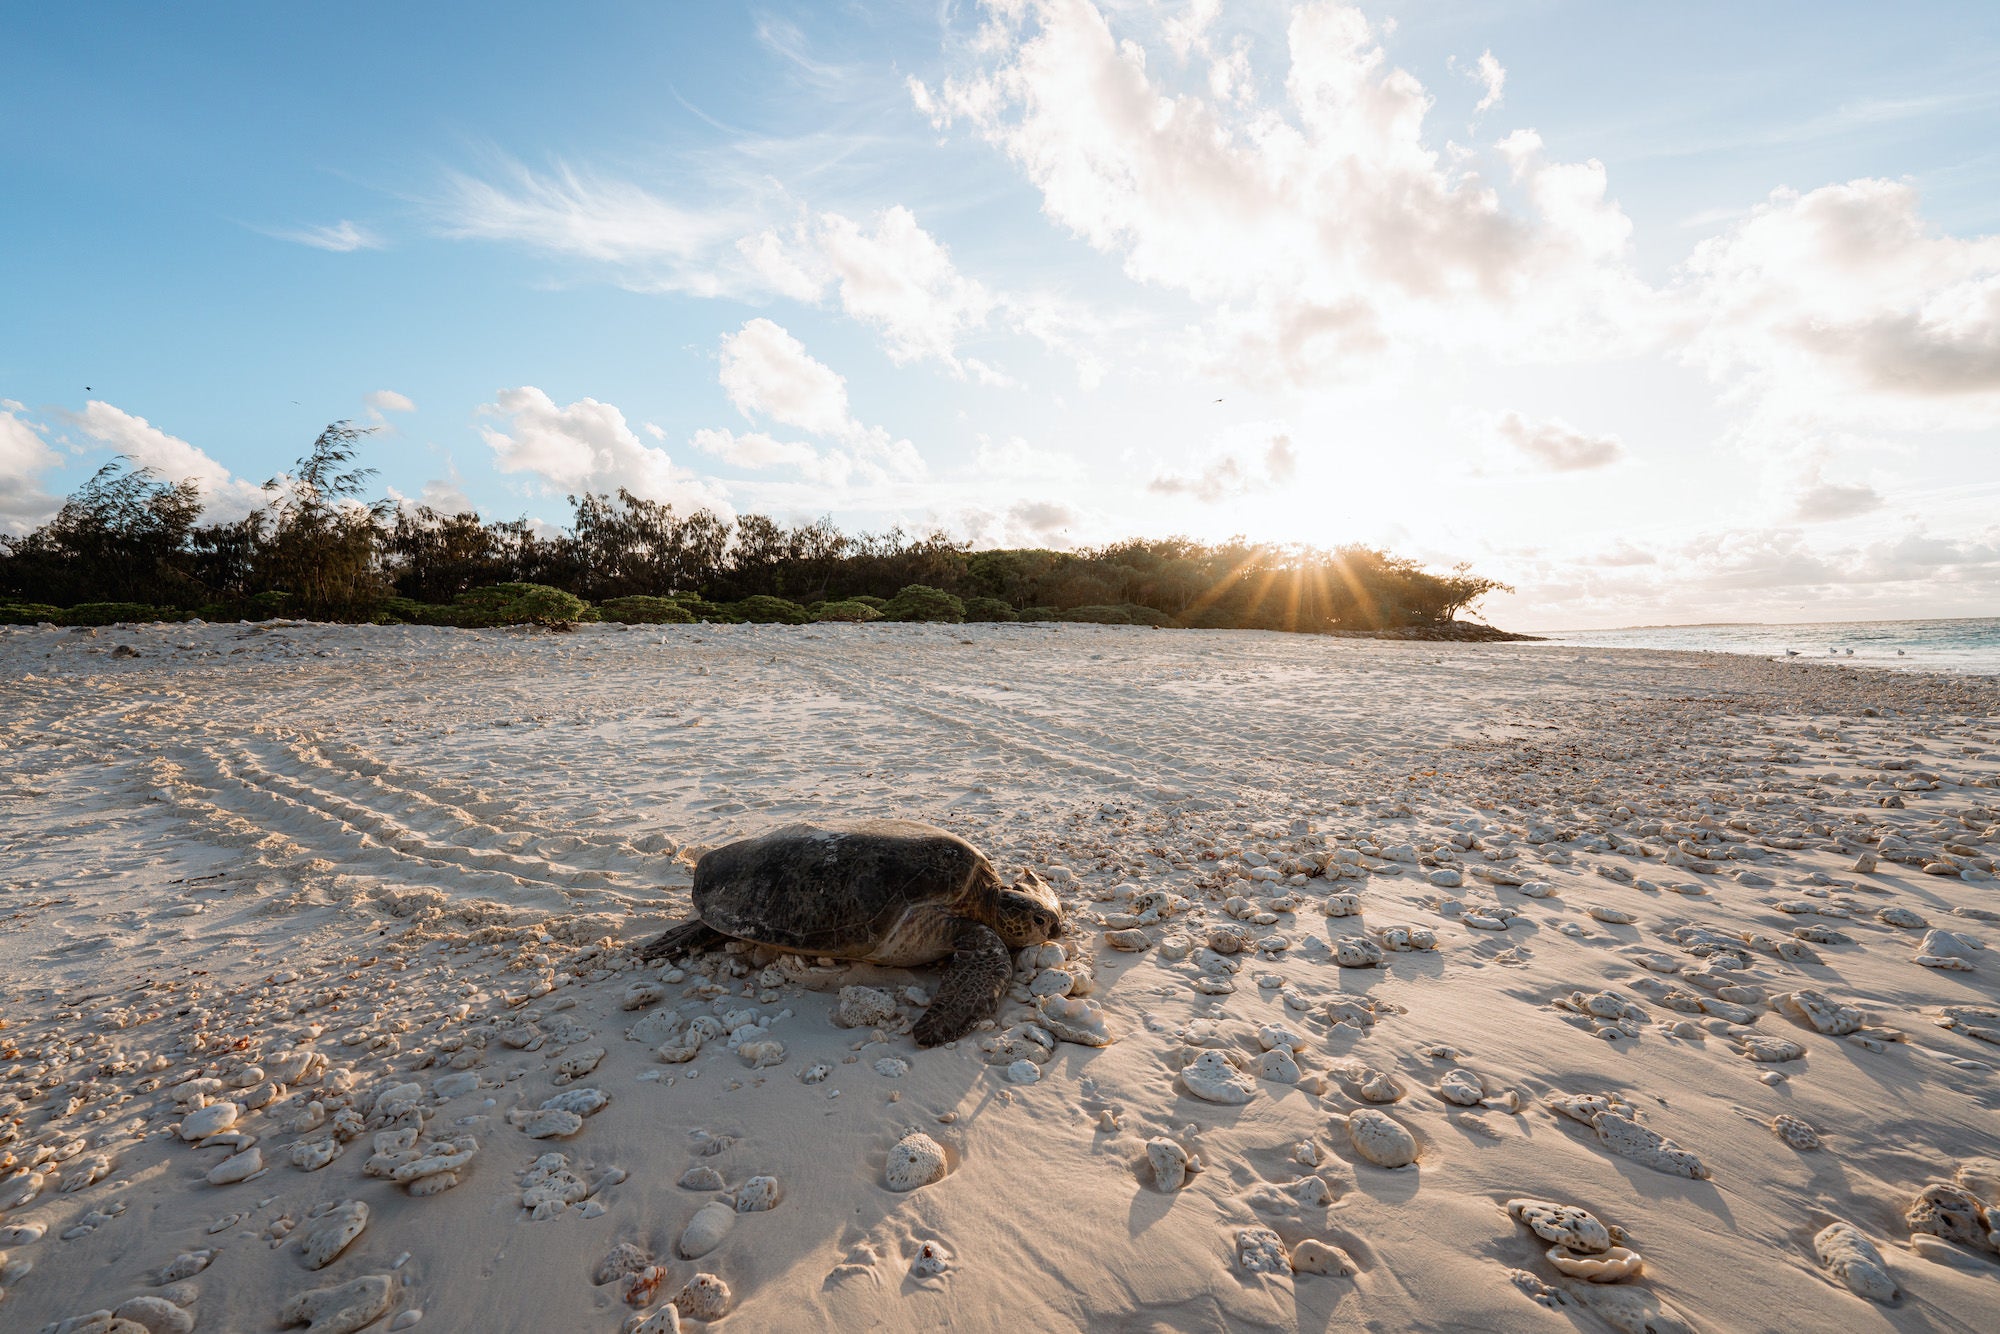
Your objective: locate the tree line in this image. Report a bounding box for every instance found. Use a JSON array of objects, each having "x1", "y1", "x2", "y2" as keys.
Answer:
[{"x1": 0, "y1": 422, "x2": 1510, "y2": 631}]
